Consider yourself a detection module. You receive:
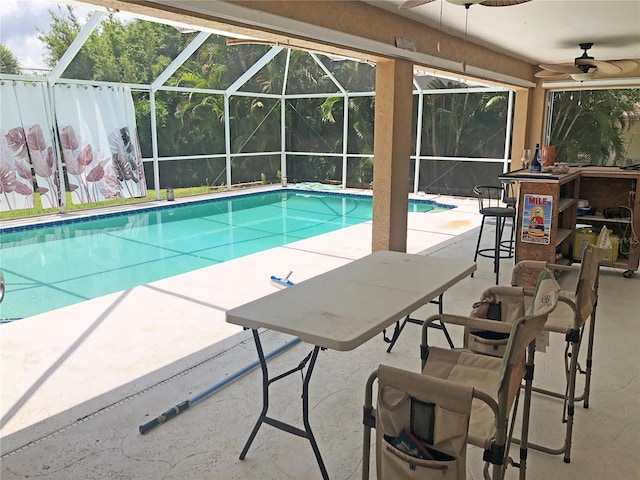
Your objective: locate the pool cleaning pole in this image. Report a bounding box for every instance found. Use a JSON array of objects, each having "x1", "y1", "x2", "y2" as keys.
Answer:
[{"x1": 138, "y1": 336, "x2": 301, "y2": 434}]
